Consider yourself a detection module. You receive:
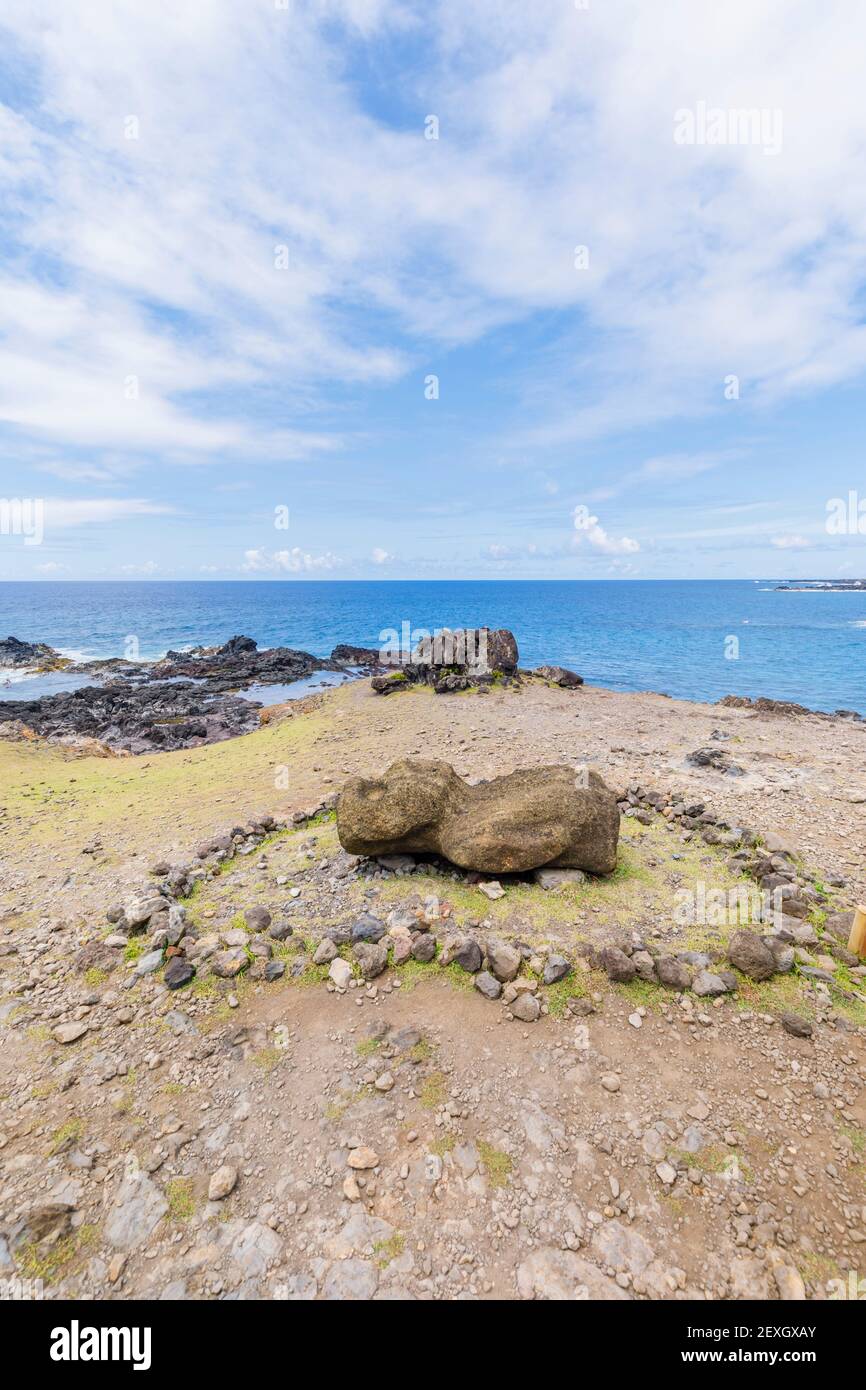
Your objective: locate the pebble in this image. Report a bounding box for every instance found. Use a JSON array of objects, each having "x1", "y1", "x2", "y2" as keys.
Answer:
[{"x1": 208, "y1": 1164, "x2": 238, "y2": 1201}]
